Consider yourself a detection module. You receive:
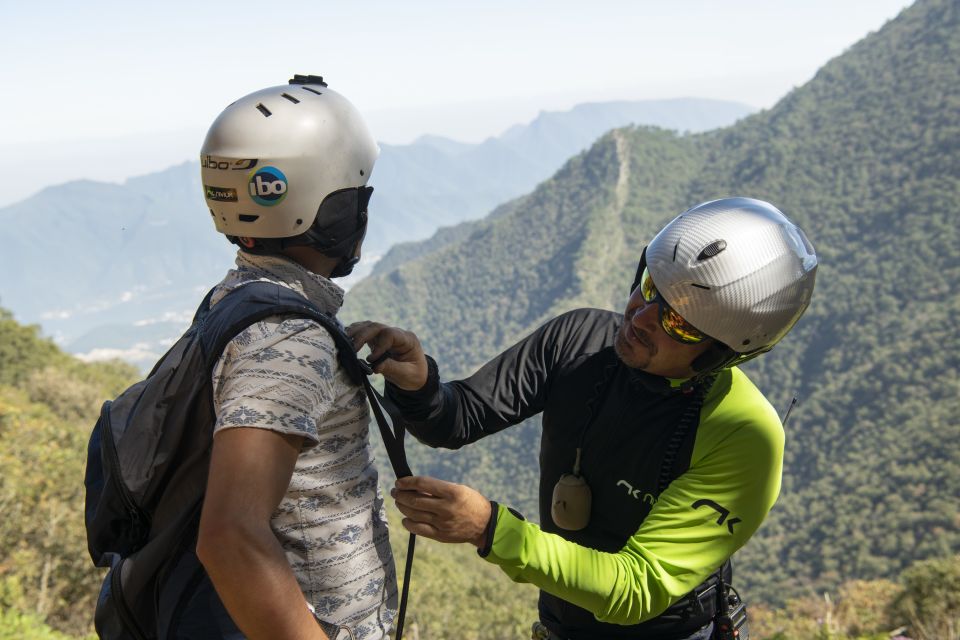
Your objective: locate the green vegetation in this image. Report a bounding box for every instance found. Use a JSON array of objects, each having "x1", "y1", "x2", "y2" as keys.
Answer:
[
  {"x1": 388, "y1": 510, "x2": 540, "y2": 639},
  {"x1": 3, "y1": 301, "x2": 958, "y2": 640},
  {"x1": 344, "y1": 0, "x2": 960, "y2": 613},
  {"x1": 0, "y1": 309, "x2": 138, "y2": 635},
  {"x1": 0, "y1": 609, "x2": 95, "y2": 640}
]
